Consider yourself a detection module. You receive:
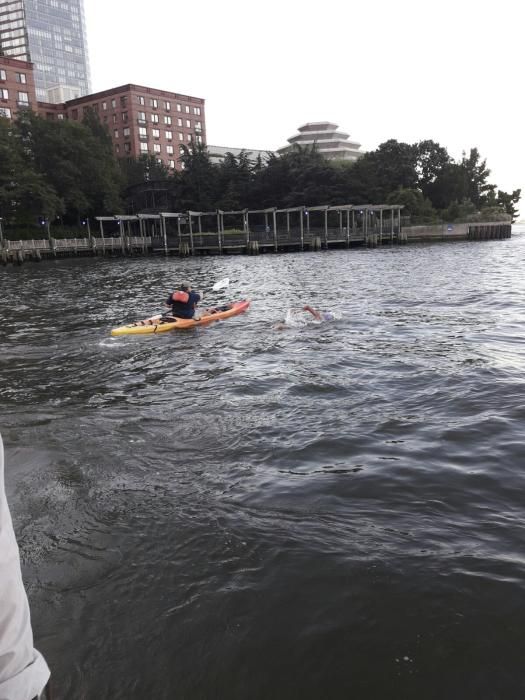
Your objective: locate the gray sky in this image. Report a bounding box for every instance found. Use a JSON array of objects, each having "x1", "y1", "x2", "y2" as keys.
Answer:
[{"x1": 84, "y1": 0, "x2": 523, "y2": 216}]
